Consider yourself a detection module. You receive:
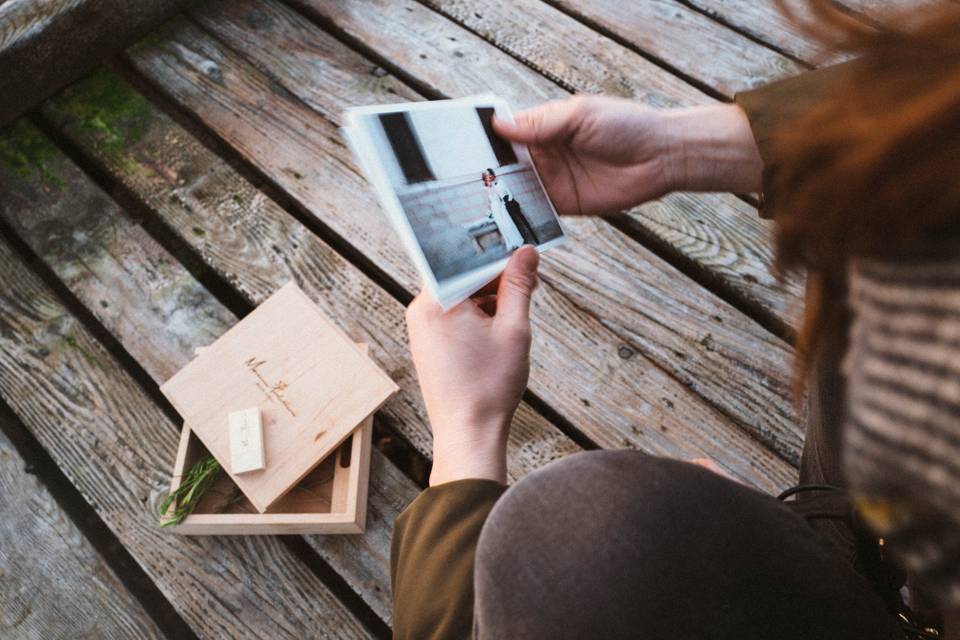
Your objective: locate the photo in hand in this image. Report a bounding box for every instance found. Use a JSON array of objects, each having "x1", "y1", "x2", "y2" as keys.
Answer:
[{"x1": 344, "y1": 95, "x2": 565, "y2": 308}]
